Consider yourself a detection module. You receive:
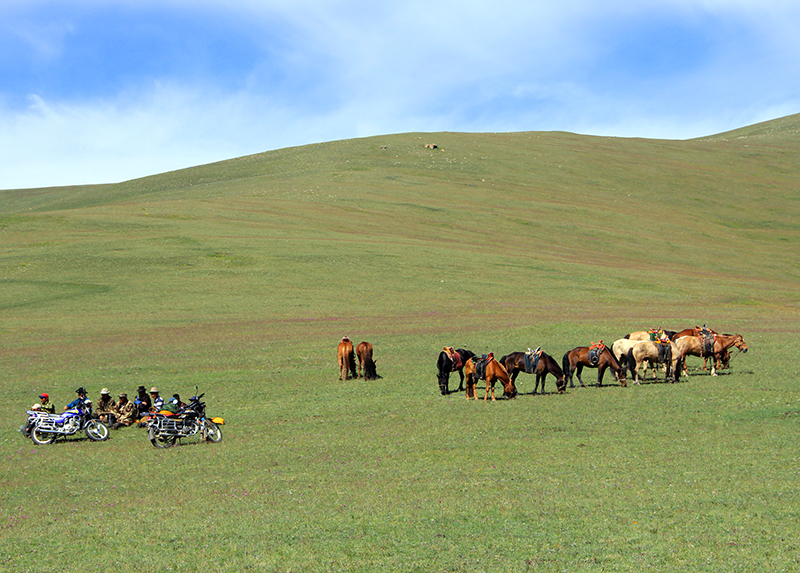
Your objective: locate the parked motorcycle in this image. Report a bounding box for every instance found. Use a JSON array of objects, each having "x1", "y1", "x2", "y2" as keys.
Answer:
[
  {"x1": 146, "y1": 393, "x2": 222, "y2": 448},
  {"x1": 24, "y1": 402, "x2": 110, "y2": 444}
]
